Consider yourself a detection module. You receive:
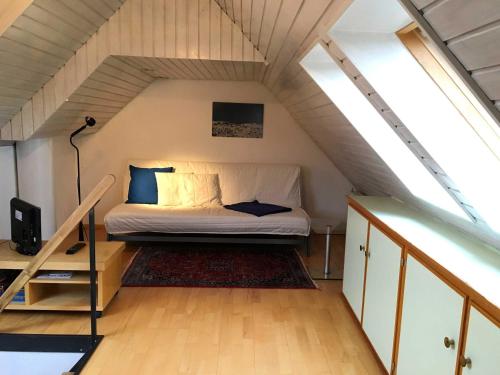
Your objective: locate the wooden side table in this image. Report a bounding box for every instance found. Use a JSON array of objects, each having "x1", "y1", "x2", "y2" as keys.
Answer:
[{"x1": 0, "y1": 241, "x2": 124, "y2": 314}]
